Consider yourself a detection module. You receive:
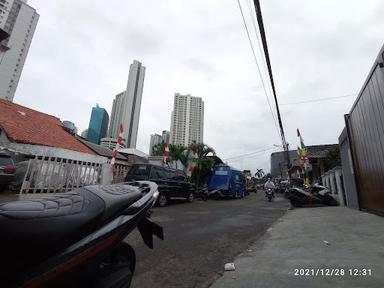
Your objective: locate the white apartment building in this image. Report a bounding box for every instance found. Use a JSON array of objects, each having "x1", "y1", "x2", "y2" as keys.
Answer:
[
  {"x1": 108, "y1": 60, "x2": 145, "y2": 148},
  {"x1": 149, "y1": 133, "x2": 162, "y2": 155},
  {"x1": 162, "y1": 130, "x2": 170, "y2": 144},
  {"x1": 0, "y1": 0, "x2": 39, "y2": 101},
  {"x1": 100, "y1": 137, "x2": 126, "y2": 151},
  {"x1": 170, "y1": 93, "x2": 204, "y2": 146}
]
